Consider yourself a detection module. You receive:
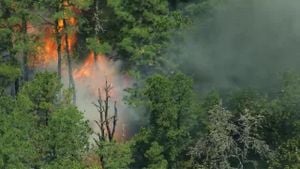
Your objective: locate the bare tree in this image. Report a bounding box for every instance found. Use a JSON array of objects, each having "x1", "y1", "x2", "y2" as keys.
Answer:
[
  {"x1": 93, "y1": 79, "x2": 118, "y2": 142},
  {"x1": 93, "y1": 79, "x2": 118, "y2": 168}
]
